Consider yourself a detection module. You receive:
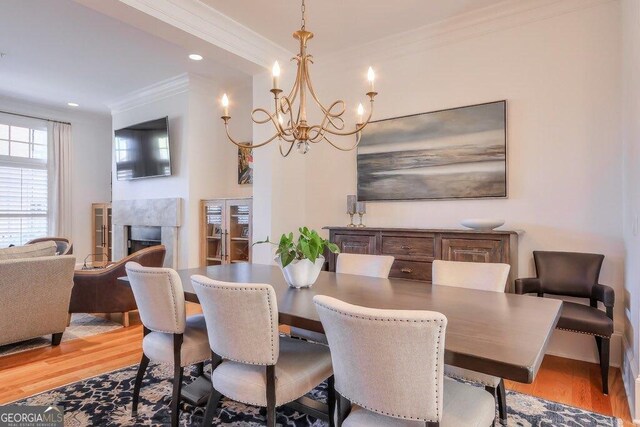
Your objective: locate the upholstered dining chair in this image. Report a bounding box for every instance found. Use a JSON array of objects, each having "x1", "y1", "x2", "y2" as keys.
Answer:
[
  {"x1": 26, "y1": 236, "x2": 73, "y2": 255},
  {"x1": 291, "y1": 253, "x2": 395, "y2": 343},
  {"x1": 313, "y1": 295, "x2": 496, "y2": 427},
  {"x1": 191, "y1": 276, "x2": 335, "y2": 427},
  {"x1": 515, "y1": 251, "x2": 614, "y2": 394},
  {"x1": 335, "y1": 253, "x2": 395, "y2": 277},
  {"x1": 432, "y1": 259, "x2": 510, "y2": 423},
  {"x1": 125, "y1": 262, "x2": 210, "y2": 427}
]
